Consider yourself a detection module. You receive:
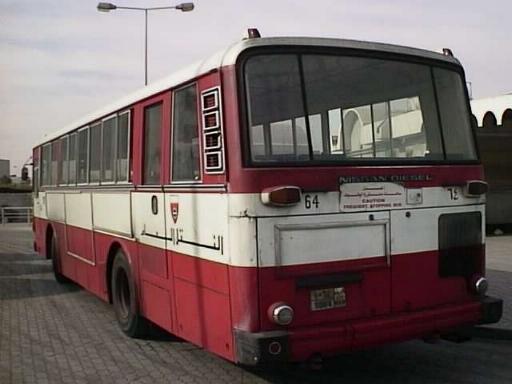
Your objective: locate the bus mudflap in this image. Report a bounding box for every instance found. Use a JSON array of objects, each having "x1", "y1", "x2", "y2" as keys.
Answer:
[
  {"x1": 479, "y1": 296, "x2": 503, "y2": 325},
  {"x1": 234, "y1": 329, "x2": 289, "y2": 365}
]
